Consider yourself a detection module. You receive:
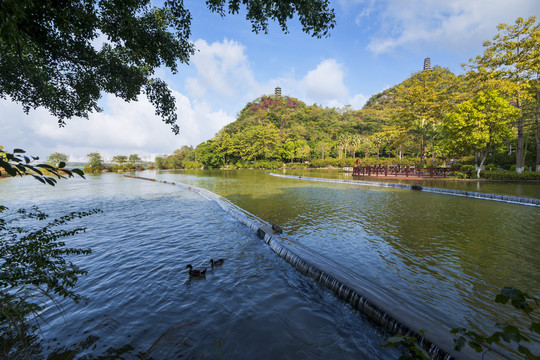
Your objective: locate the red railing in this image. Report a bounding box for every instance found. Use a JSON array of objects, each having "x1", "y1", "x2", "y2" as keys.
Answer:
[{"x1": 351, "y1": 165, "x2": 450, "y2": 178}]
